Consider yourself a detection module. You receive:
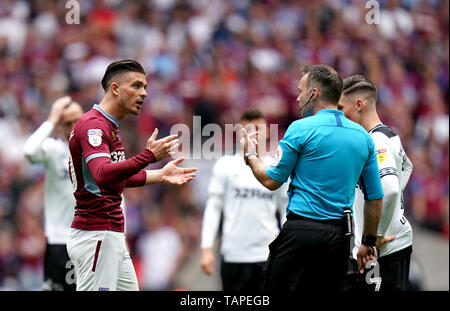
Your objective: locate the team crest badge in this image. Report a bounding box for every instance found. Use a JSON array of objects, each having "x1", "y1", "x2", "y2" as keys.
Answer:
[{"x1": 88, "y1": 129, "x2": 102, "y2": 147}]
